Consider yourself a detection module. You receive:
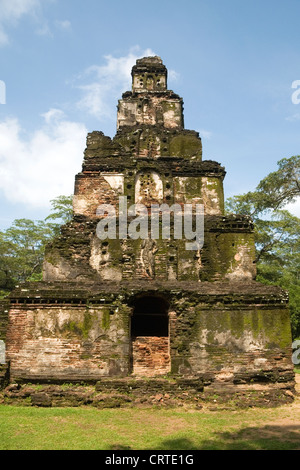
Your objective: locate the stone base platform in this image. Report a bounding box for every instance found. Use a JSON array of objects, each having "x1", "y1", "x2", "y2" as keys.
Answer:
[{"x1": 0, "y1": 375, "x2": 296, "y2": 409}]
